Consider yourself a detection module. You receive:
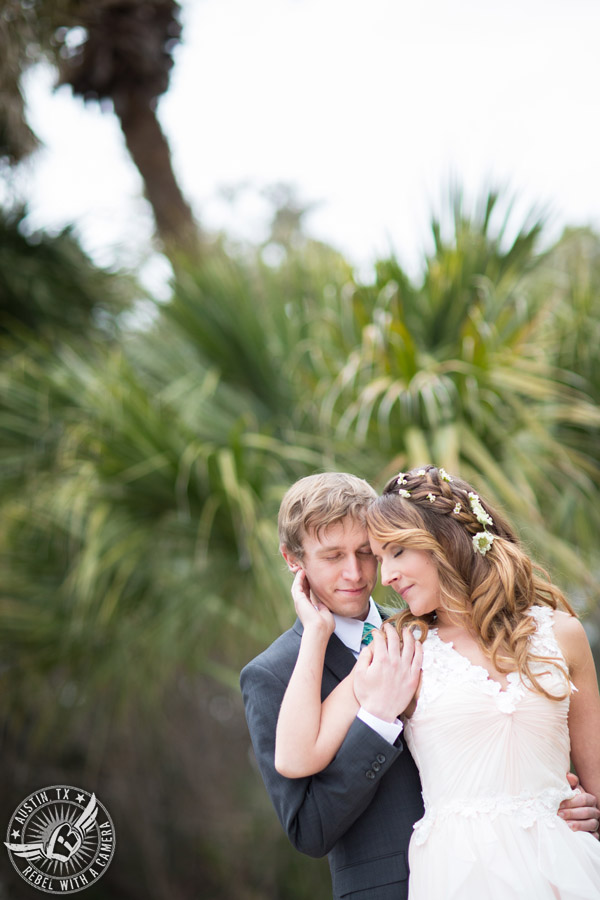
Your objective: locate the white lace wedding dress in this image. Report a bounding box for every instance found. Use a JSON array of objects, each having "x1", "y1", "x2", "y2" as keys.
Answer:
[{"x1": 404, "y1": 606, "x2": 600, "y2": 899}]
